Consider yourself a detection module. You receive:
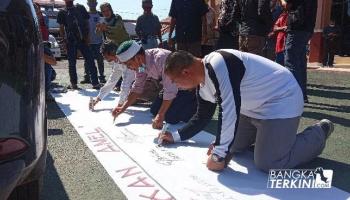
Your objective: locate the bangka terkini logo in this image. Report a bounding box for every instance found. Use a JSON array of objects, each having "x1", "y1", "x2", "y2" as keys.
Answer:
[{"x1": 267, "y1": 167, "x2": 333, "y2": 188}]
